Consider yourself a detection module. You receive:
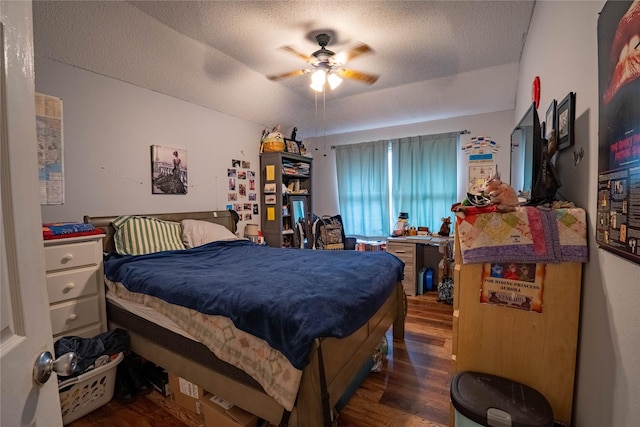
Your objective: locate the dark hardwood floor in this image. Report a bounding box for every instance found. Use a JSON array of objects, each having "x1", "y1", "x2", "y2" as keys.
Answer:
[{"x1": 69, "y1": 293, "x2": 453, "y2": 427}]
